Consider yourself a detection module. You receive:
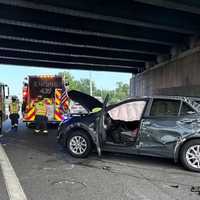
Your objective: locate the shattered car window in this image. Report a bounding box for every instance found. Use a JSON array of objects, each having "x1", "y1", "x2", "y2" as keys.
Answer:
[
  {"x1": 150, "y1": 99, "x2": 180, "y2": 117},
  {"x1": 181, "y1": 102, "x2": 196, "y2": 115},
  {"x1": 108, "y1": 101, "x2": 146, "y2": 121},
  {"x1": 182, "y1": 97, "x2": 200, "y2": 112}
]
